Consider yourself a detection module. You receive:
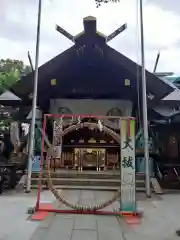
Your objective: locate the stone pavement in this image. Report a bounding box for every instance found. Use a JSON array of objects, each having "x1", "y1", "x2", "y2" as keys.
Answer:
[
  {"x1": 30, "y1": 190, "x2": 180, "y2": 240},
  {"x1": 30, "y1": 190, "x2": 123, "y2": 240},
  {"x1": 0, "y1": 190, "x2": 54, "y2": 240},
  {"x1": 1, "y1": 189, "x2": 180, "y2": 240}
]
